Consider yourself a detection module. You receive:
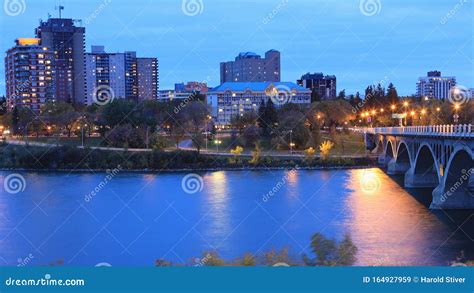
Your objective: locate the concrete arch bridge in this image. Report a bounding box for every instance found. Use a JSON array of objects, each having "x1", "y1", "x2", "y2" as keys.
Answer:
[{"x1": 365, "y1": 125, "x2": 474, "y2": 209}]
